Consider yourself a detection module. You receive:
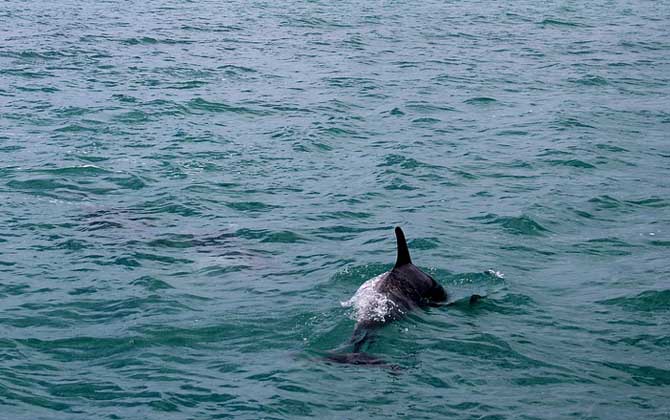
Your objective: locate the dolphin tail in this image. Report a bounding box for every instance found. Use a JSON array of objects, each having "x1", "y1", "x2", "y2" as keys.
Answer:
[
  {"x1": 394, "y1": 226, "x2": 412, "y2": 268},
  {"x1": 323, "y1": 351, "x2": 402, "y2": 372},
  {"x1": 324, "y1": 351, "x2": 389, "y2": 366},
  {"x1": 322, "y1": 326, "x2": 399, "y2": 369}
]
